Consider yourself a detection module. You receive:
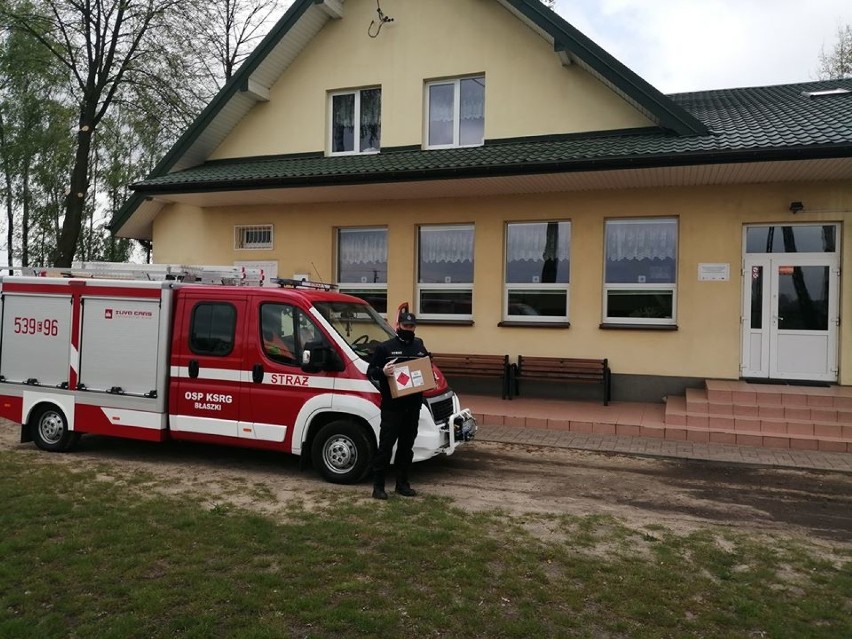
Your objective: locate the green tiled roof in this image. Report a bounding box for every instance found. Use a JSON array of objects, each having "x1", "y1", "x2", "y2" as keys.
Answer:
[{"x1": 133, "y1": 80, "x2": 852, "y2": 194}]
